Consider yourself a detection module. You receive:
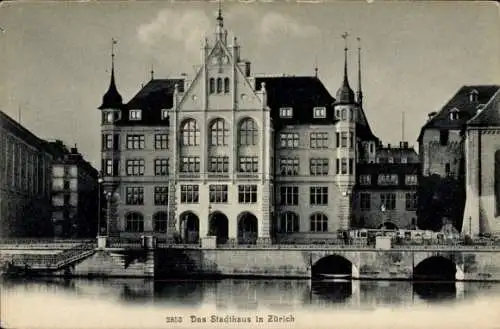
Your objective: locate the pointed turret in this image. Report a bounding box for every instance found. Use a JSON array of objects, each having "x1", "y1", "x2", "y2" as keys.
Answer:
[
  {"x1": 334, "y1": 32, "x2": 355, "y2": 105},
  {"x1": 356, "y1": 37, "x2": 363, "y2": 106},
  {"x1": 99, "y1": 38, "x2": 123, "y2": 110},
  {"x1": 215, "y1": 1, "x2": 227, "y2": 44}
]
